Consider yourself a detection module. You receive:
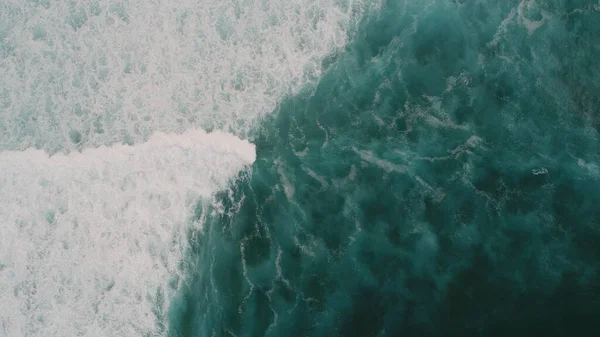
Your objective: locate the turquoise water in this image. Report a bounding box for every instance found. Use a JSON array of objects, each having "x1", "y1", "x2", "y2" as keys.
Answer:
[{"x1": 169, "y1": 1, "x2": 600, "y2": 336}]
